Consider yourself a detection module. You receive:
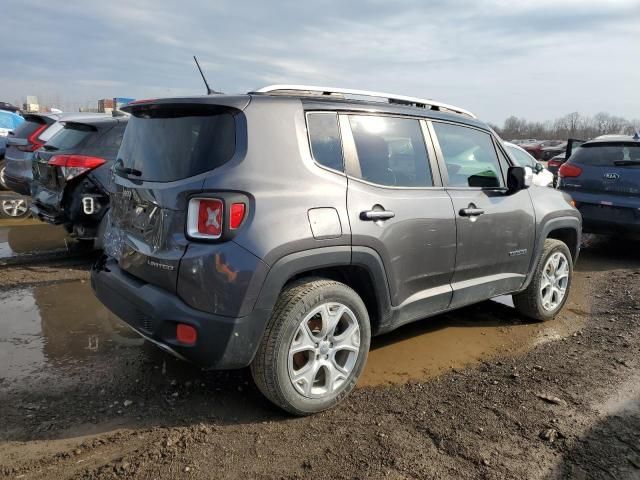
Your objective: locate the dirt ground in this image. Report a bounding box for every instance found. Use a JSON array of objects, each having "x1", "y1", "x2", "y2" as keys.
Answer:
[{"x1": 0, "y1": 220, "x2": 639, "y2": 479}]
